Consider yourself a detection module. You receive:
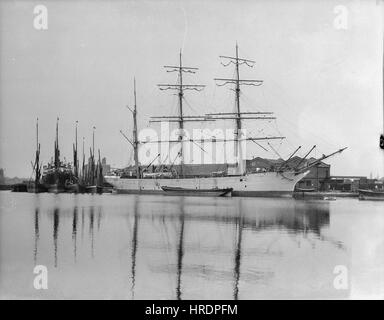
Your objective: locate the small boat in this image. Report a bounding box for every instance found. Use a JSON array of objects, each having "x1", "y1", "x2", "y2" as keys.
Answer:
[
  {"x1": 65, "y1": 182, "x2": 87, "y2": 193},
  {"x1": 27, "y1": 182, "x2": 47, "y2": 193},
  {"x1": 295, "y1": 187, "x2": 315, "y2": 192},
  {"x1": 48, "y1": 183, "x2": 65, "y2": 194},
  {"x1": 86, "y1": 185, "x2": 103, "y2": 194},
  {"x1": 323, "y1": 196, "x2": 336, "y2": 201},
  {"x1": 11, "y1": 183, "x2": 28, "y2": 192},
  {"x1": 358, "y1": 189, "x2": 384, "y2": 201},
  {"x1": 161, "y1": 186, "x2": 233, "y2": 197}
]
